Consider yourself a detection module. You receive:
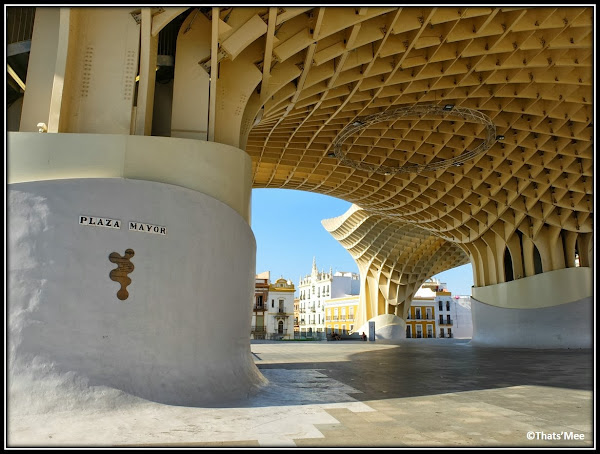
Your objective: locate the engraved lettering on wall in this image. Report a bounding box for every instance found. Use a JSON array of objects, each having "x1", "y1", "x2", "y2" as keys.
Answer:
[
  {"x1": 123, "y1": 49, "x2": 136, "y2": 101},
  {"x1": 81, "y1": 46, "x2": 94, "y2": 98}
]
